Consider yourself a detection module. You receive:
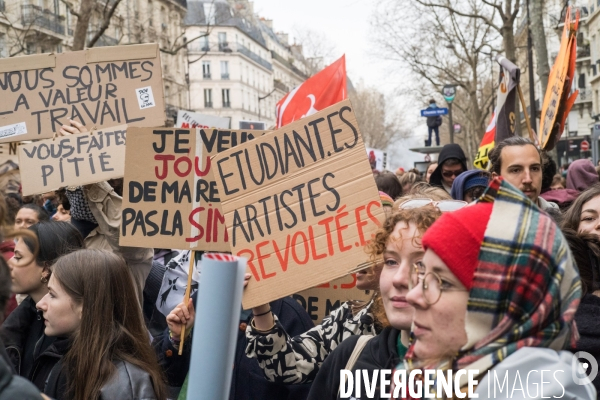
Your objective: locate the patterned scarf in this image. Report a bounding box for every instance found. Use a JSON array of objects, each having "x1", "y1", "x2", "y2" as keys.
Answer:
[{"x1": 405, "y1": 177, "x2": 581, "y2": 374}]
